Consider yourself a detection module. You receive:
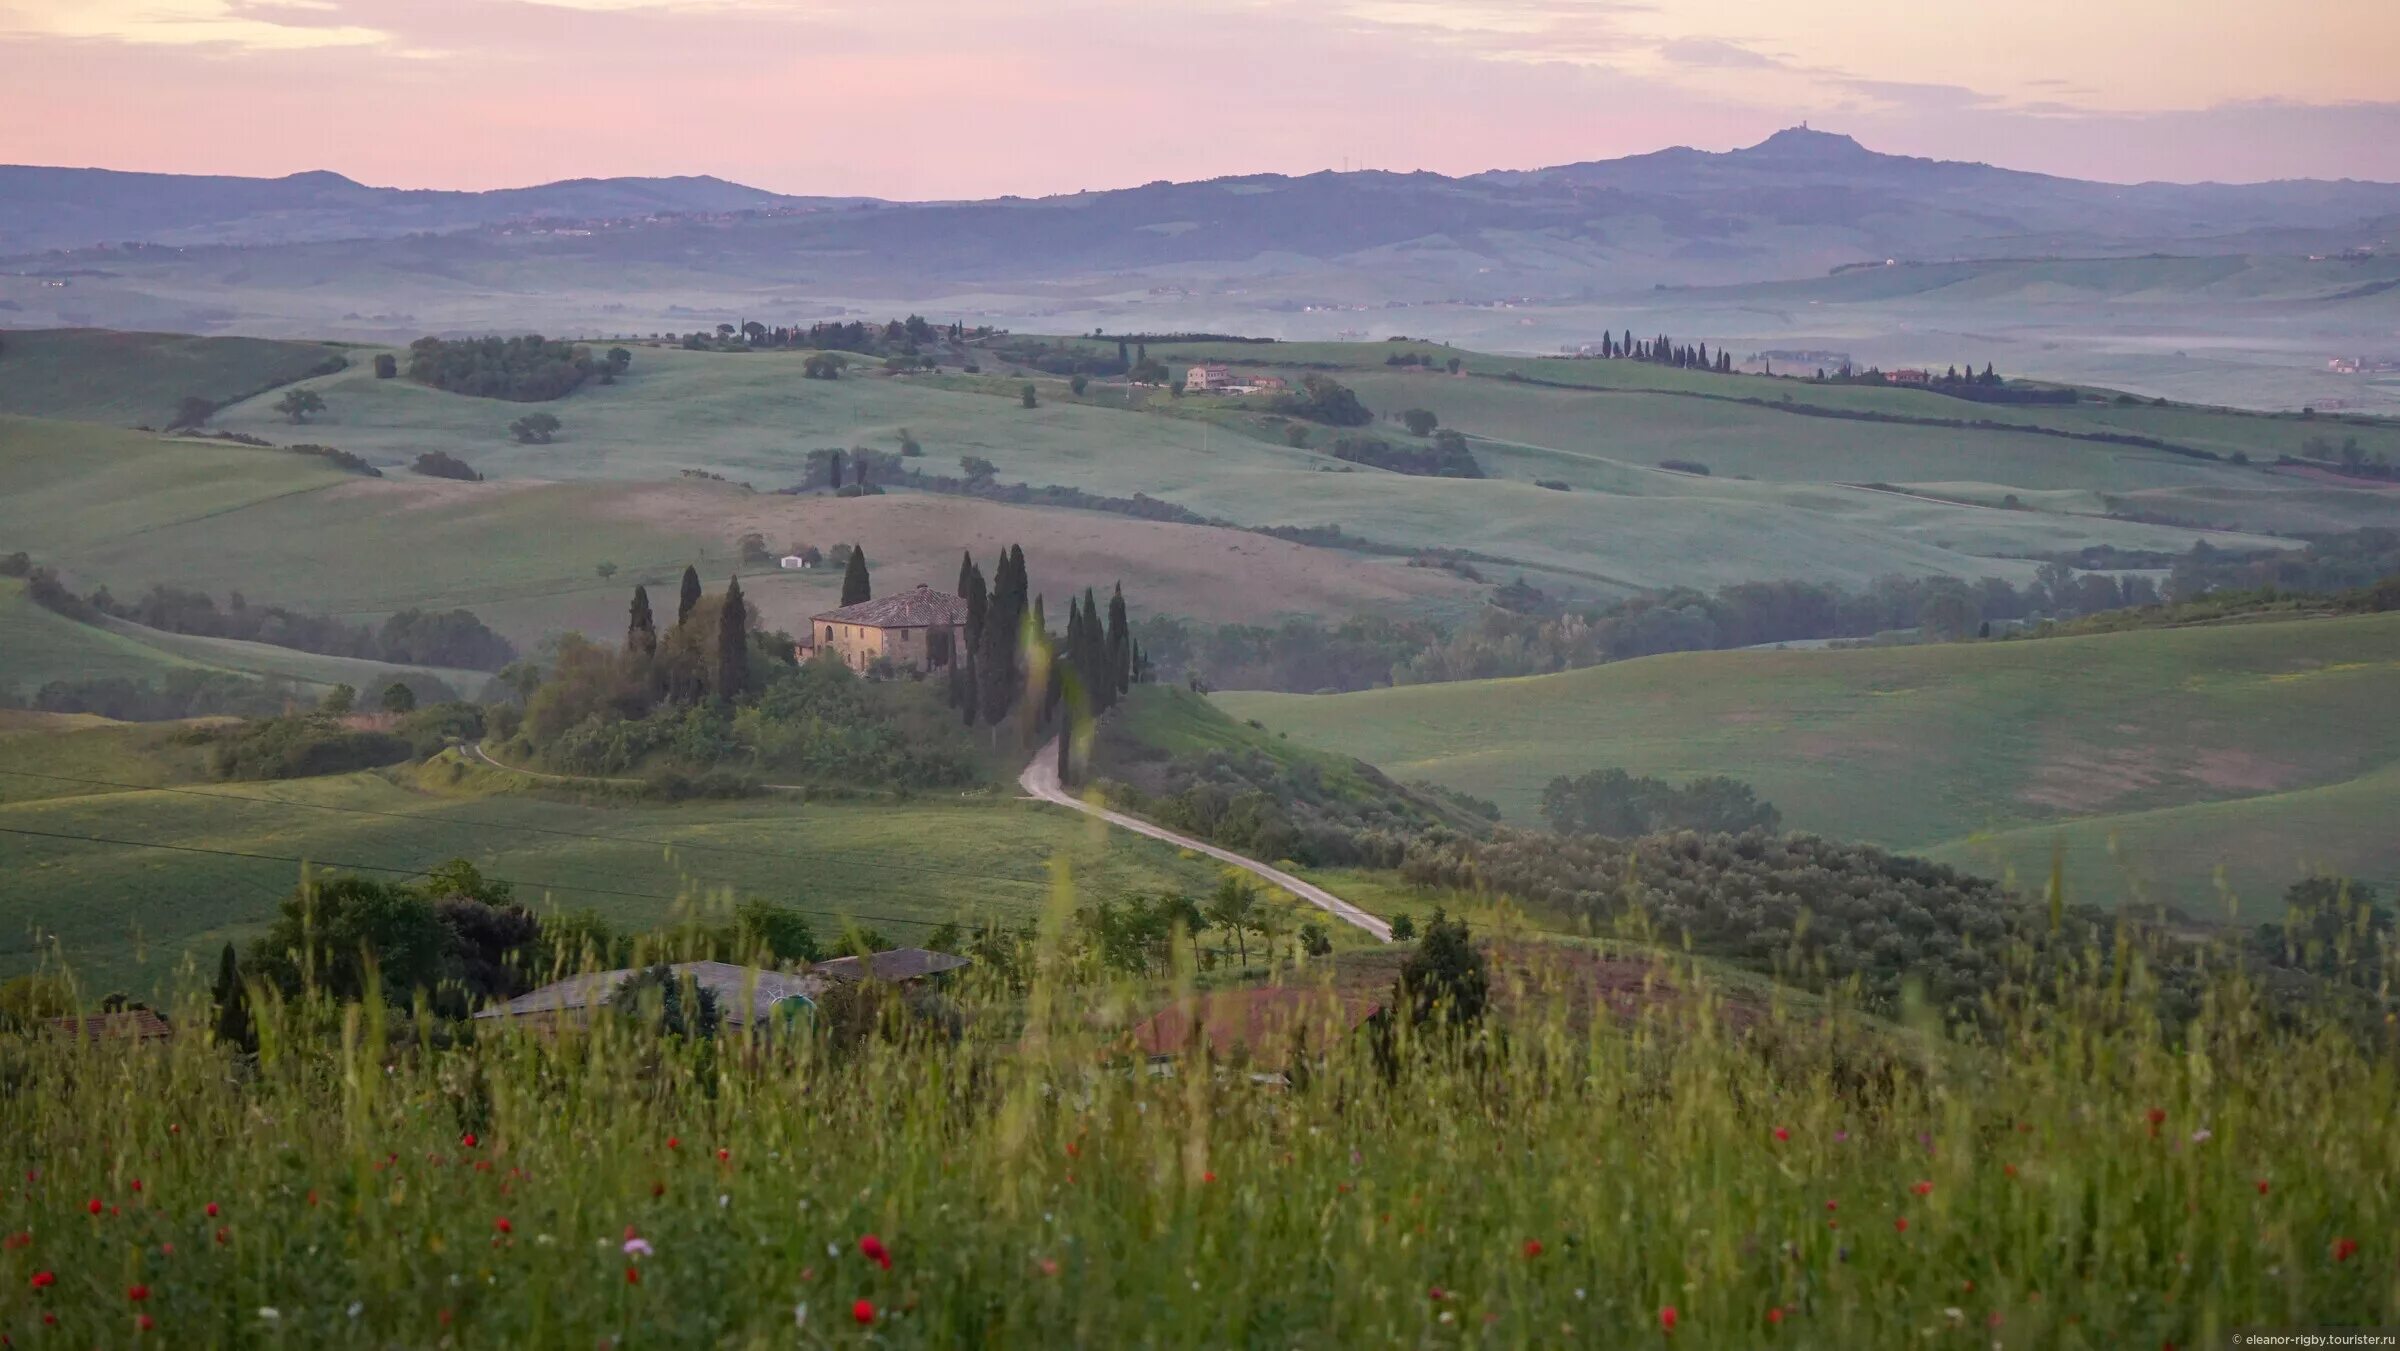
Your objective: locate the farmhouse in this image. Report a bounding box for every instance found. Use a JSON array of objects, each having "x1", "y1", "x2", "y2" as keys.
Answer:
[
  {"x1": 795, "y1": 583, "x2": 969, "y2": 674},
  {"x1": 1890, "y1": 368, "x2": 1932, "y2": 386},
  {"x1": 778, "y1": 553, "x2": 813, "y2": 570},
  {"x1": 1185, "y1": 364, "x2": 1282, "y2": 394}
]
